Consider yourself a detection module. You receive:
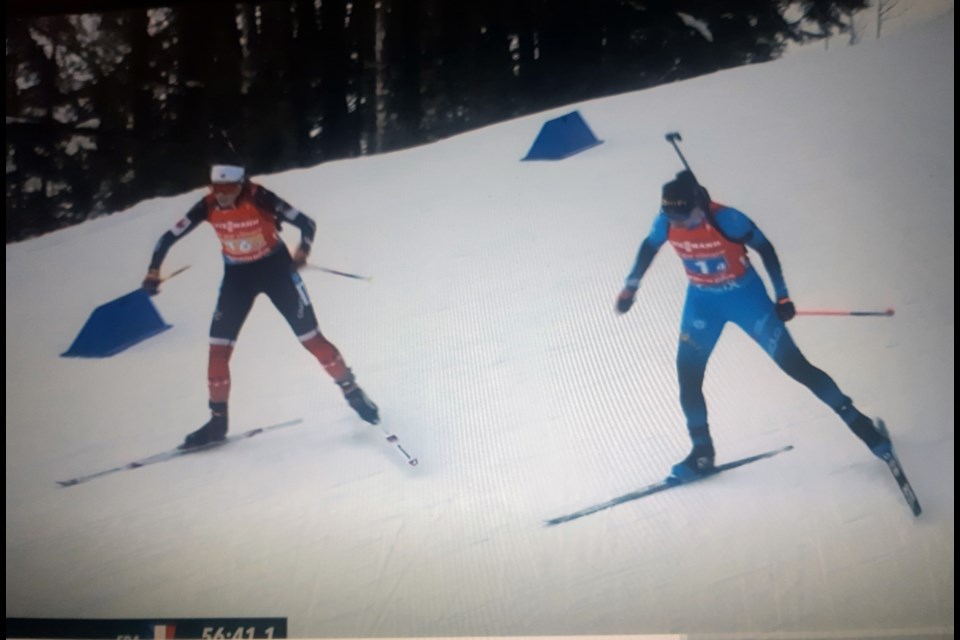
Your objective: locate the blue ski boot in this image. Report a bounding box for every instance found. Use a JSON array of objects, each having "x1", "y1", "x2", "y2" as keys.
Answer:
[
  {"x1": 670, "y1": 443, "x2": 716, "y2": 480},
  {"x1": 867, "y1": 417, "x2": 894, "y2": 459},
  {"x1": 848, "y1": 413, "x2": 893, "y2": 459}
]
